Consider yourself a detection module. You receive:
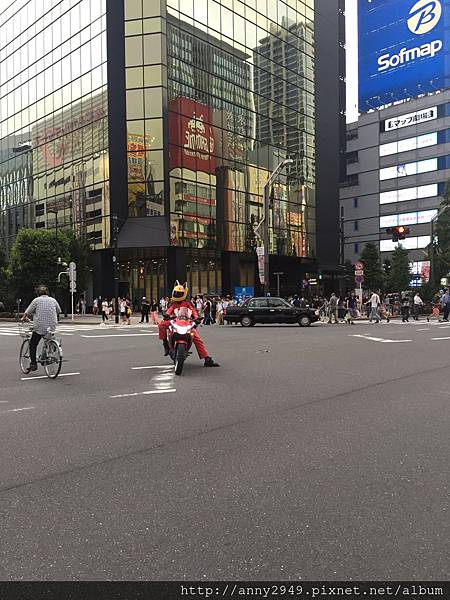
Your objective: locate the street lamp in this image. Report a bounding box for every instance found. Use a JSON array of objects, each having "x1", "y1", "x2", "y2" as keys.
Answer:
[{"x1": 254, "y1": 158, "x2": 294, "y2": 296}]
